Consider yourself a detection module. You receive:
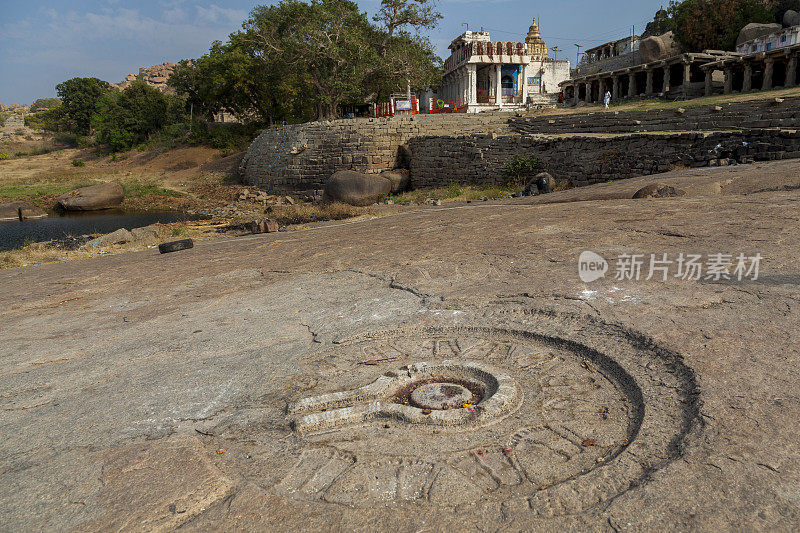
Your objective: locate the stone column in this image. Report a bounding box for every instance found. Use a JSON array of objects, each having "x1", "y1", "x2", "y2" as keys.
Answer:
[
  {"x1": 763, "y1": 59, "x2": 774, "y2": 90},
  {"x1": 645, "y1": 69, "x2": 654, "y2": 95},
  {"x1": 724, "y1": 68, "x2": 733, "y2": 94},
  {"x1": 788, "y1": 54, "x2": 798, "y2": 87},
  {"x1": 663, "y1": 66, "x2": 671, "y2": 94},
  {"x1": 743, "y1": 63, "x2": 752, "y2": 92},
  {"x1": 585, "y1": 81, "x2": 592, "y2": 103},
  {"x1": 574, "y1": 83, "x2": 580, "y2": 105},
  {"x1": 598, "y1": 78, "x2": 606, "y2": 101},
  {"x1": 521, "y1": 64, "x2": 528, "y2": 104},
  {"x1": 467, "y1": 64, "x2": 477, "y2": 107},
  {"x1": 628, "y1": 73, "x2": 636, "y2": 97},
  {"x1": 683, "y1": 63, "x2": 692, "y2": 94},
  {"x1": 612, "y1": 76, "x2": 620, "y2": 100},
  {"x1": 496, "y1": 64, "x2": 503, "y2": 107},
  {"x1": 704, "y1": 69, "x2": 713, "y2": 97}
]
